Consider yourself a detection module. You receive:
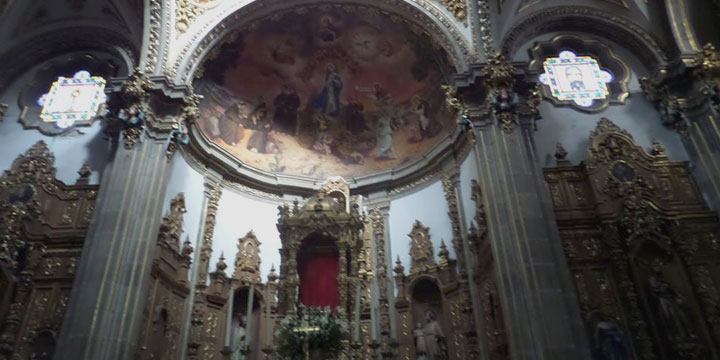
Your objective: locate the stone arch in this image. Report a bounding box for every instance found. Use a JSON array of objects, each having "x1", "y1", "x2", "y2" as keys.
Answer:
[
  {"x1": 171, "y1": 0, "x2": 472, "y2": 85},
  {"x1": 0, "y1": 25, "x2": 137, "y2": 95},
  {"x1": 500, "y1": 6, "x2": 675, "y2": 72}
]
